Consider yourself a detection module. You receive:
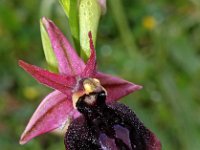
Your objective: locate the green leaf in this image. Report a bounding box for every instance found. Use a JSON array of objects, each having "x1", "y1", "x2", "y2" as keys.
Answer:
[
  {"x1": 40, "y1": 20, "x2": 58, "y2": 73},
  {"x1": 79, "y1": 0, "x2": 101, "y2": 59},
  {"x1": 59, "y1": 0, "x2": 70, "y2": 17},
  {"x1": 60, "y1": 0, "x2": 80, "y2": 52}
]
